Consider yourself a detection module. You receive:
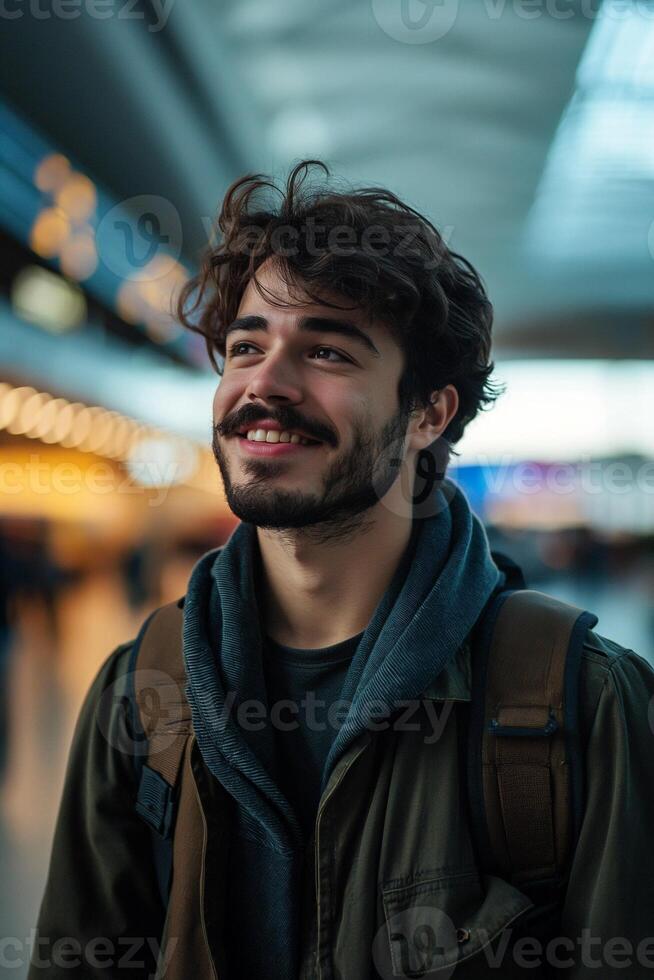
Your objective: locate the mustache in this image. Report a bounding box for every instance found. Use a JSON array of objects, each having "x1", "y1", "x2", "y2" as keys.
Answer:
[{"x1": 215, "y1": 405, "x2": 337, "y2": 447}]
